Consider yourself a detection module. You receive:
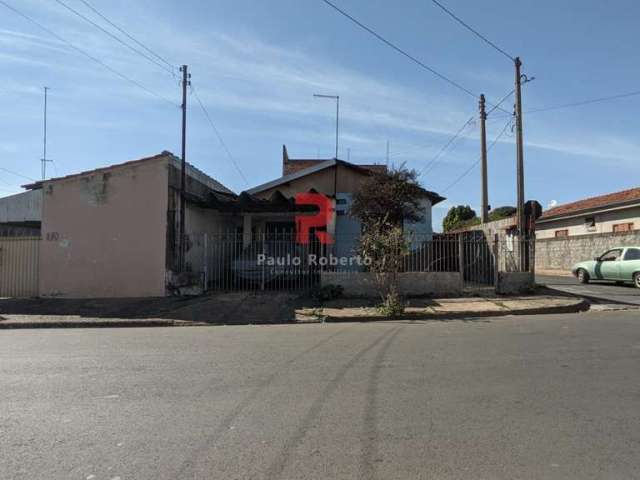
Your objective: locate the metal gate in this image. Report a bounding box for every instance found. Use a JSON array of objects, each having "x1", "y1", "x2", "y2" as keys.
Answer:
[{"x1": 0, "y1": 237, "x2": 40, "y2": 297}]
